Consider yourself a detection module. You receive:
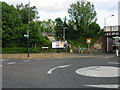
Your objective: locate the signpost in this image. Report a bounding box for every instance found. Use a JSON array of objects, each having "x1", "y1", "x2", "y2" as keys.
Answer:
[
  {"x1": 86, "y1": 38, "x2": 91, "y2": 52},
  {"x1": 113, "y1": 36, "x2": 120, "y2": 57}
]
